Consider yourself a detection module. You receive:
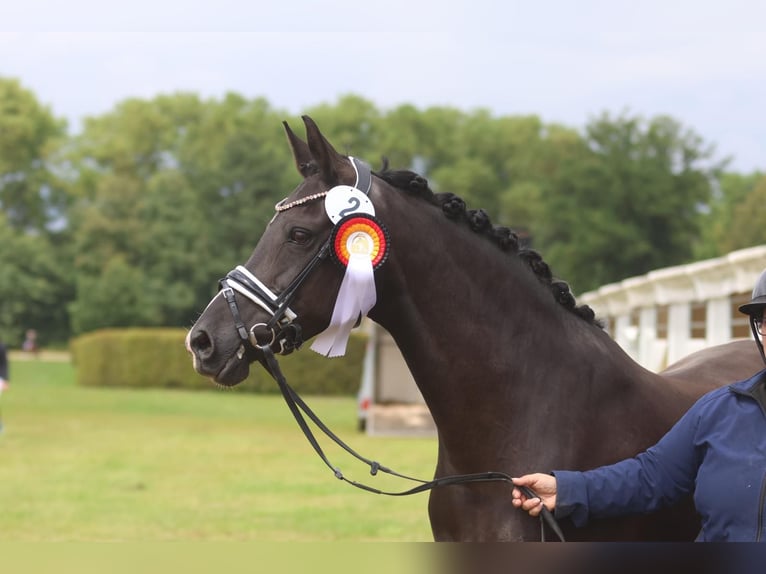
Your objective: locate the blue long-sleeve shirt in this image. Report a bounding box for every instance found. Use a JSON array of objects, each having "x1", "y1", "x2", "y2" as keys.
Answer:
[{"x1": 553, "y1": 370, "x2": 766, "y2": 542}]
